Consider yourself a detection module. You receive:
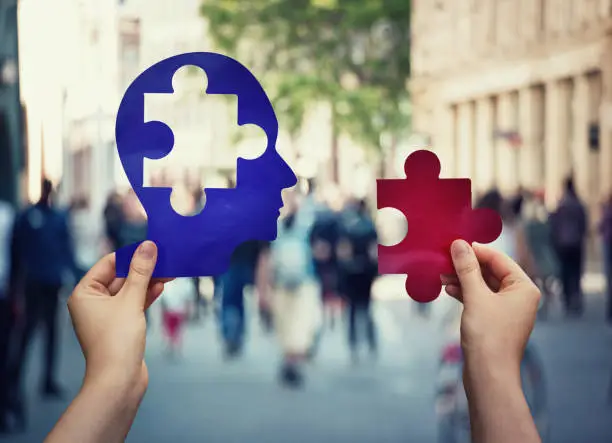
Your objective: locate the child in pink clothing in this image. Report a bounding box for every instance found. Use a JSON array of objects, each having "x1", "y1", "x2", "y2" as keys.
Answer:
[{"x1": 160, "y1": 278, "x2": 193, "y2": 355}]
